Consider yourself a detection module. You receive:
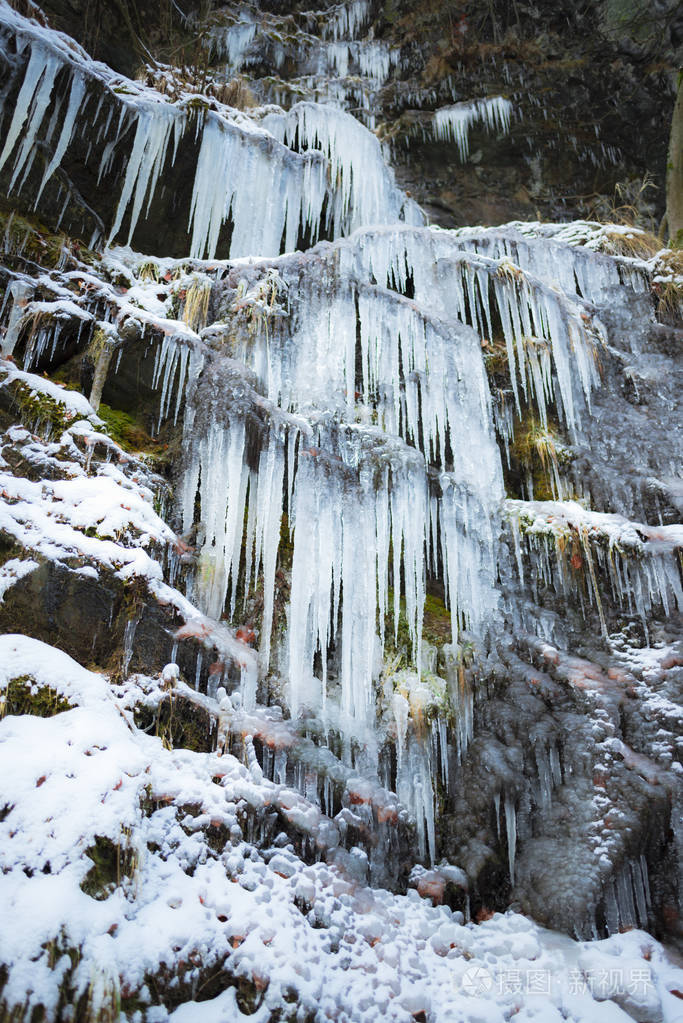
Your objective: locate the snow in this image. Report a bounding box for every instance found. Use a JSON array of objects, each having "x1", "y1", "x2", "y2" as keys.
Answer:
[
  {"x1": 0, "y1": 557, "x2": 39, "y2": 601},
  {"x1": 2, "y1": 634, "x2": 683, "y2": 1023},
  {"x1": 1, "y1": 357, "x2": 99, "y2": 421}
]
